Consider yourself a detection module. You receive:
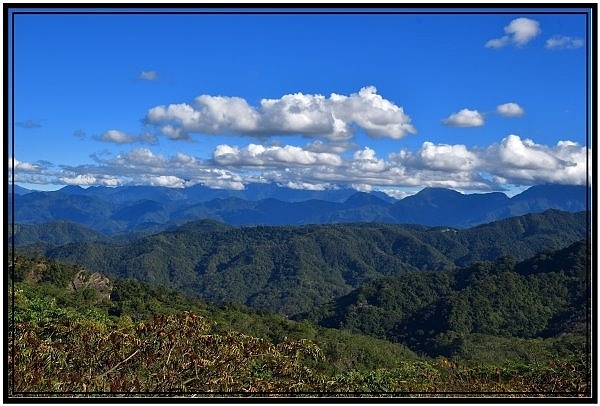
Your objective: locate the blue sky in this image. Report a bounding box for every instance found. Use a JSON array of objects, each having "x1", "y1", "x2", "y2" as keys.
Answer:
[{"x1": 8, "y1": 7, "x2": 592, "y2": 197}]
